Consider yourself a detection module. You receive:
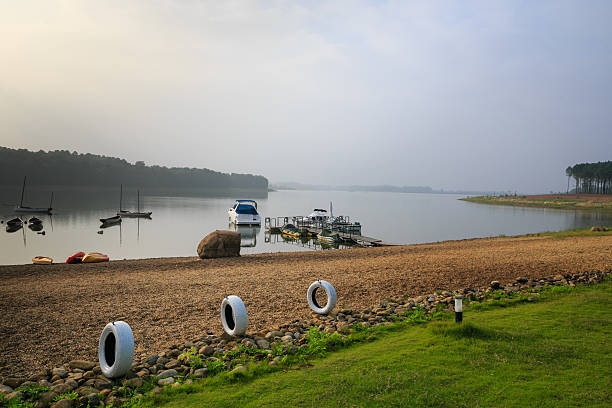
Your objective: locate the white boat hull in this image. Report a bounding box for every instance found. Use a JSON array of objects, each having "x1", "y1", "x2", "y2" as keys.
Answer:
[
  {"x1": 228, "y1": 200, "x2": 261, "y2": 225},
  {"x1": 228, "y1": 211, "x2": 261, "y2": 225},
  {"x1": 117, "y1": 211, "x2": 152, "y2": 218},
  {"x1": 14, "y1": 206, "x2": 52, "y2": 214}
]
